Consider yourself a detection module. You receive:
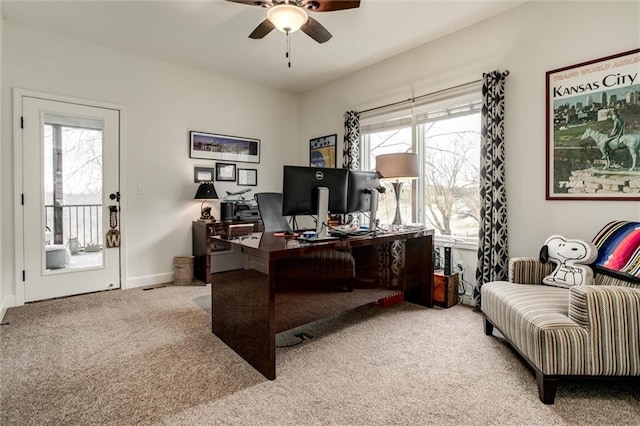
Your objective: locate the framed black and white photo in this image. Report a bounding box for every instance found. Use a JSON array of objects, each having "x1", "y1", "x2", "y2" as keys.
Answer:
[
  {"x1": 190, "y1": 130, "x2": 260, "y2": 163},
  {"x1": 310, "y1": 134, "x2": 337, "y2": 168},
  {"x1": 215, "y1": 163, "x2": 236, "y2": 182},
  {"x1": 193, "y1": 166, "x2": 215, "y2": 183},
  {"x1": 237, "y1": 168, "x2": 257, "y2": 186},
  {"x1": 546, "y1": 48, "x2": 640, "y2": 201}
]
